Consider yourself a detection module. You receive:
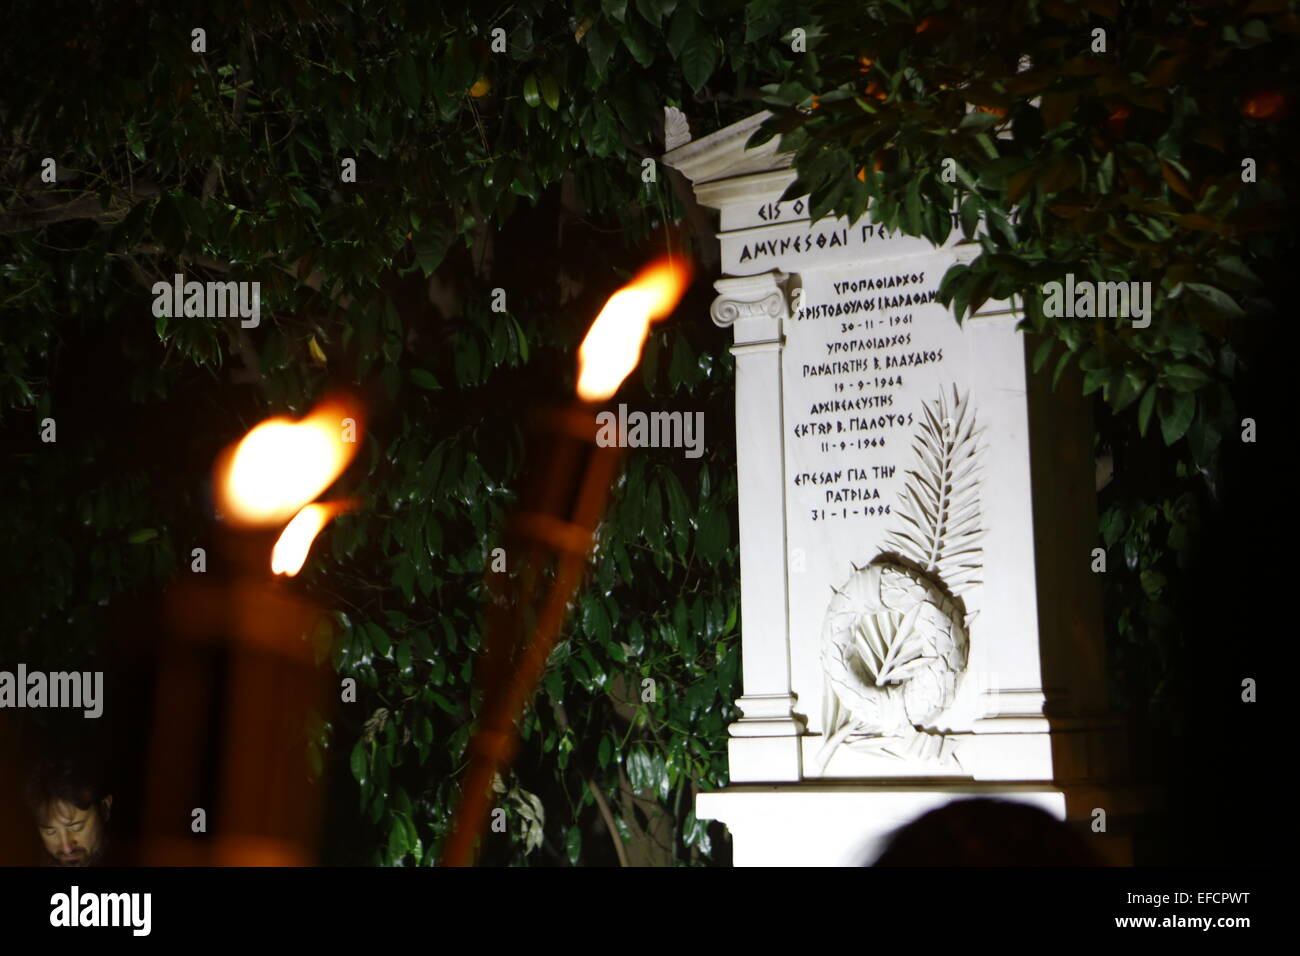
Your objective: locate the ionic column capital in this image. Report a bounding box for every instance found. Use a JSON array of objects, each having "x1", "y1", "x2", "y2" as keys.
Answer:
[{"x1": 710, "y1": 271, "x2": 800, "y2": 346}]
